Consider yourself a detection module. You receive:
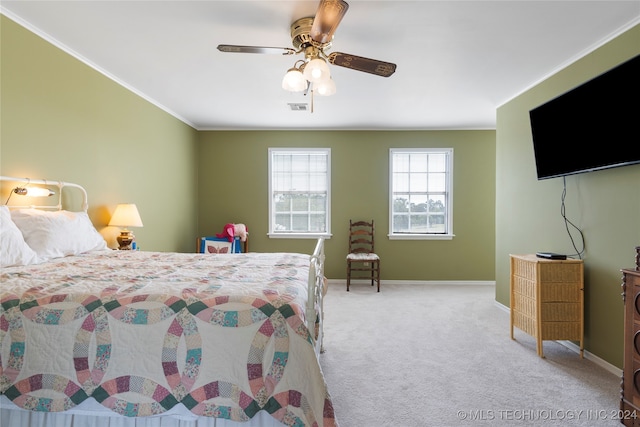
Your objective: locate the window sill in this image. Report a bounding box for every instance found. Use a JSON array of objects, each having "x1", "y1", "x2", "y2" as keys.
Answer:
[
  {"x1": 388, "y1": 233, "x2": 455, "y2": 241},
  {"x1": 268, "y1": 233, "x2": 332, "y2": 239}
]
